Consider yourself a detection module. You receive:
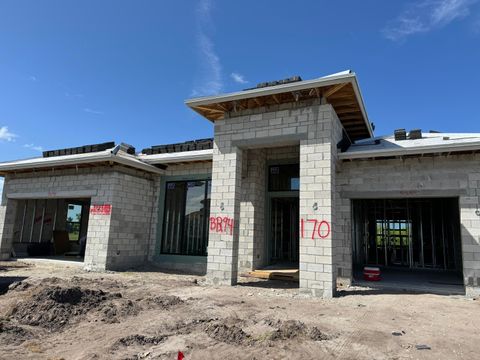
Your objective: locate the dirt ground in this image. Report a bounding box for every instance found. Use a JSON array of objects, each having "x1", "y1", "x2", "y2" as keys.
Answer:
[{"x1": 0, "y1": 260, "x2": 479, "y2": 360}]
